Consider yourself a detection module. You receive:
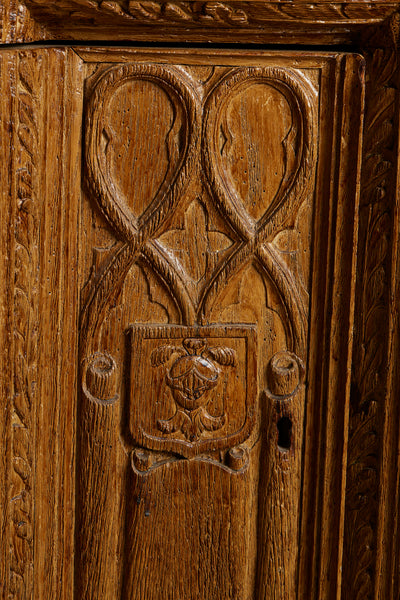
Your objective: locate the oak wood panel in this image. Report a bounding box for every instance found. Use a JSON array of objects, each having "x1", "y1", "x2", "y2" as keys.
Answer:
[
  {"x1": 1, "y1": 4, "x2": 400, "y2": 596},
  {"x1": 0, "y1": 44, "x2": 366, "y2": 599},
  {"x1": 71, "y1": 50, "x2": 361, "y2": 599},
  {"x1": 0, "y1": 47, "x2": 83, "y2": 600}
]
